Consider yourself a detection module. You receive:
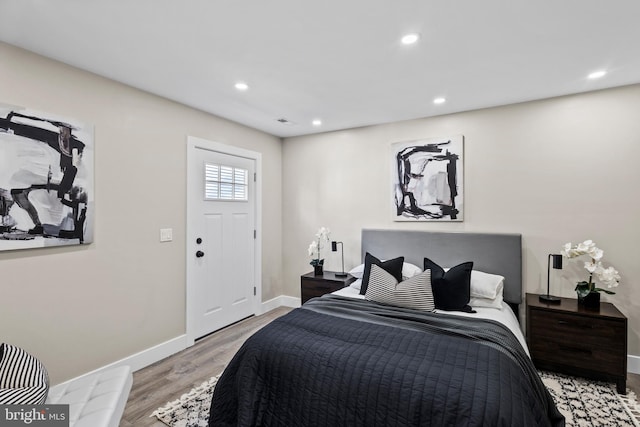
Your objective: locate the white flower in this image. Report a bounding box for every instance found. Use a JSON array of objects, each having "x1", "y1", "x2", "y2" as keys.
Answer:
[
  {"x1": 308, "y1": 227, "x2": 331, "y2": 261},
  {"x1": 598, "y1": 266, "x2": 621, "y2": 288},
  {"x1": 563, "y1": 240, "x2": 603, "y2": 259},
  {"x1": 584, "y1": 261, "x2": 599, "y2": 274},
  {"x1": 315, "y1": 227, "x2": 331, "y2": 241},
  {"x1": 577, "y1": 240, "x2": 596, "y2": 254},
  {"x1": 560, "y1": 242, "x2": 573, "y2": 258},
  {"x1": 589, "y1": 247, "x2": 604, "y2": 262},
  {"x1": 308, "y1": 240, "x2": 318, "y2": 257},
  {"x1": 561, "y1": 239, "x2": 620, "y2": 294}
]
